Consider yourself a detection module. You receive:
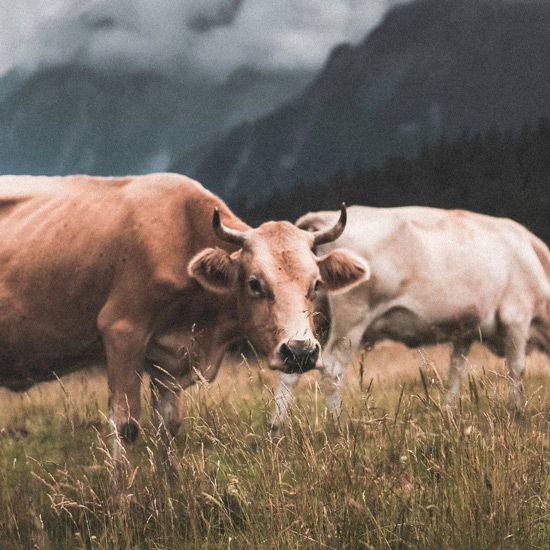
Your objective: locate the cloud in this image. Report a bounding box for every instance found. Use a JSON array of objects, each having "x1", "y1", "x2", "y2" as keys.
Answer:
[
  {"x1": 187, "y1": 0, "x2": 245, "y2": 32},
  {"x1": 191, "y1": 0, "x2": 408, "y2": 77},
  {"x1": 0, "y1": 0, "x2": 408, "y2": 80}
]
